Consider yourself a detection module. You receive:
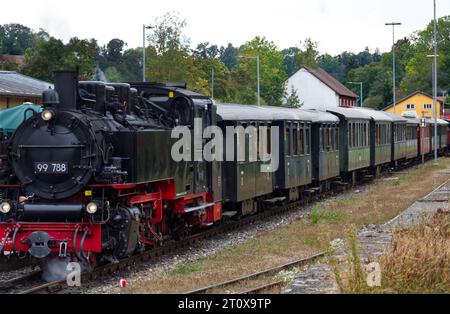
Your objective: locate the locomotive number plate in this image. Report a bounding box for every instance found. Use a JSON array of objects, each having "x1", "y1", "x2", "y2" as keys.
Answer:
[{"x1": 34, "y1": 162, "x2": 68, "y2": 174}]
